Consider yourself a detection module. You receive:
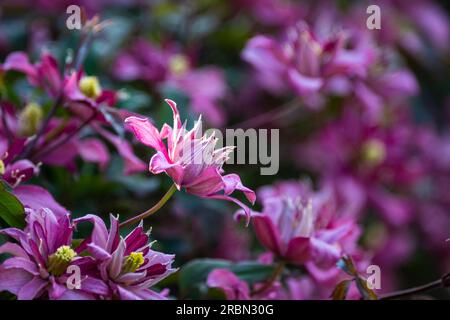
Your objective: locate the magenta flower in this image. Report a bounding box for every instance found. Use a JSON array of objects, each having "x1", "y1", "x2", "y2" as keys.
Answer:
[
  {"x1": 124, "y1": 99, "x2": 255, "y2": 221},
  {"x1": 0, "y1": 208, "x2": 96, "y2": 299},
  {"x1": 0, "y1": 52, "x2": 146, "y2": 175},
  {"x1": 74, "y1": 214, "x2": 176, "y2": 300},
  {"x1": 114, "y1": 39, "x2": 227, "y2": 126},
  {"x1": 207, "y1": 267, "x2": 284, "y2": 300},
  {"x1": 298, "y1": 107, "x2": 424, "y2": 226},
  {"x1": 207, "y1": 269, "x2": 250, "y2": 300},
  {"x1": 250, "y1": 181, "x2": 358, "y2": 267},
  {"x1": 242, "y1": 22, "x2": 372, "y2": 101}
]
